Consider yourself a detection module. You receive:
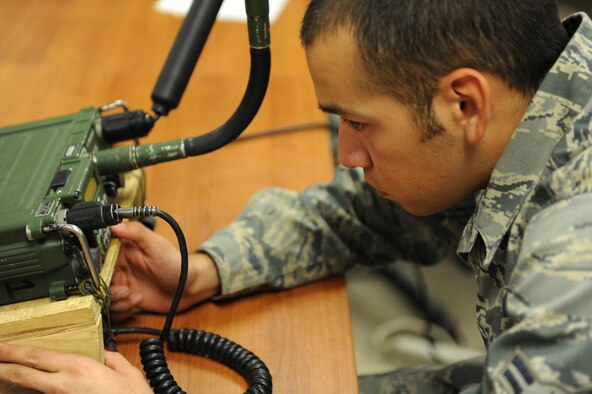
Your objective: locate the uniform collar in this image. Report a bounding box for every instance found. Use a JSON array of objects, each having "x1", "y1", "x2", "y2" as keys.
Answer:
[{"x1": 457, "y1": 13, "x2": 592, "y2": 266}]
